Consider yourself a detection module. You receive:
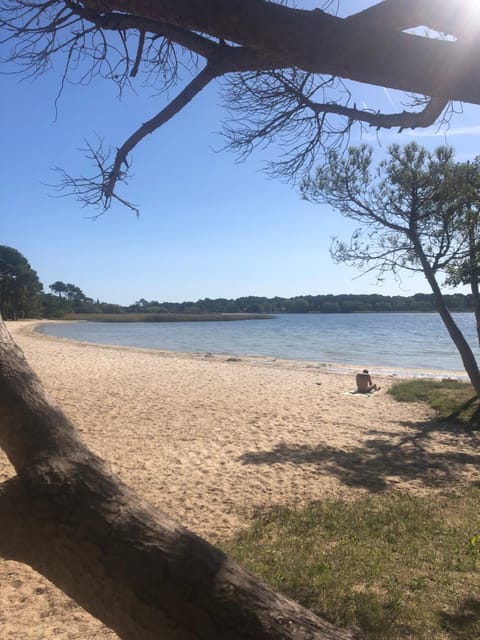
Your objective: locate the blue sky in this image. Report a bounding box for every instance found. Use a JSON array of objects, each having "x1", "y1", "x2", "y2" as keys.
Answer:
[{"x1": 2, "y1": 1, "x2": 480, "y2": 306}]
